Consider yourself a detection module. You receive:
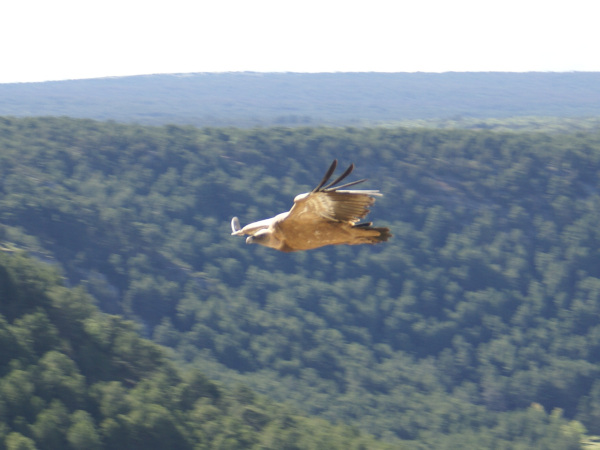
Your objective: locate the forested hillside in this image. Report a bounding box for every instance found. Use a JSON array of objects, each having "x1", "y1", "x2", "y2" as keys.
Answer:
[
  {"x1": 1, "y1": 72, "x2": 600, "y2": 126},
  {"x1": 1, "y1": 116, "x2": 599, "y2": 447},
  {"x1": 0, "y1": 251, "x2": 393, "y2": 449}
]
